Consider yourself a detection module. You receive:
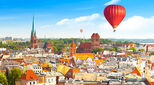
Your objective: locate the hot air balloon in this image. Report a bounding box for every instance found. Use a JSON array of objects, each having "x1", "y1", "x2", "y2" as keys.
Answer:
[
  {"x1": 104, "y1": 5, "x2": 126, "y2": 32},
  {"x1": 80, "y1": 29, "x2": 83, "y2": 33}
]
